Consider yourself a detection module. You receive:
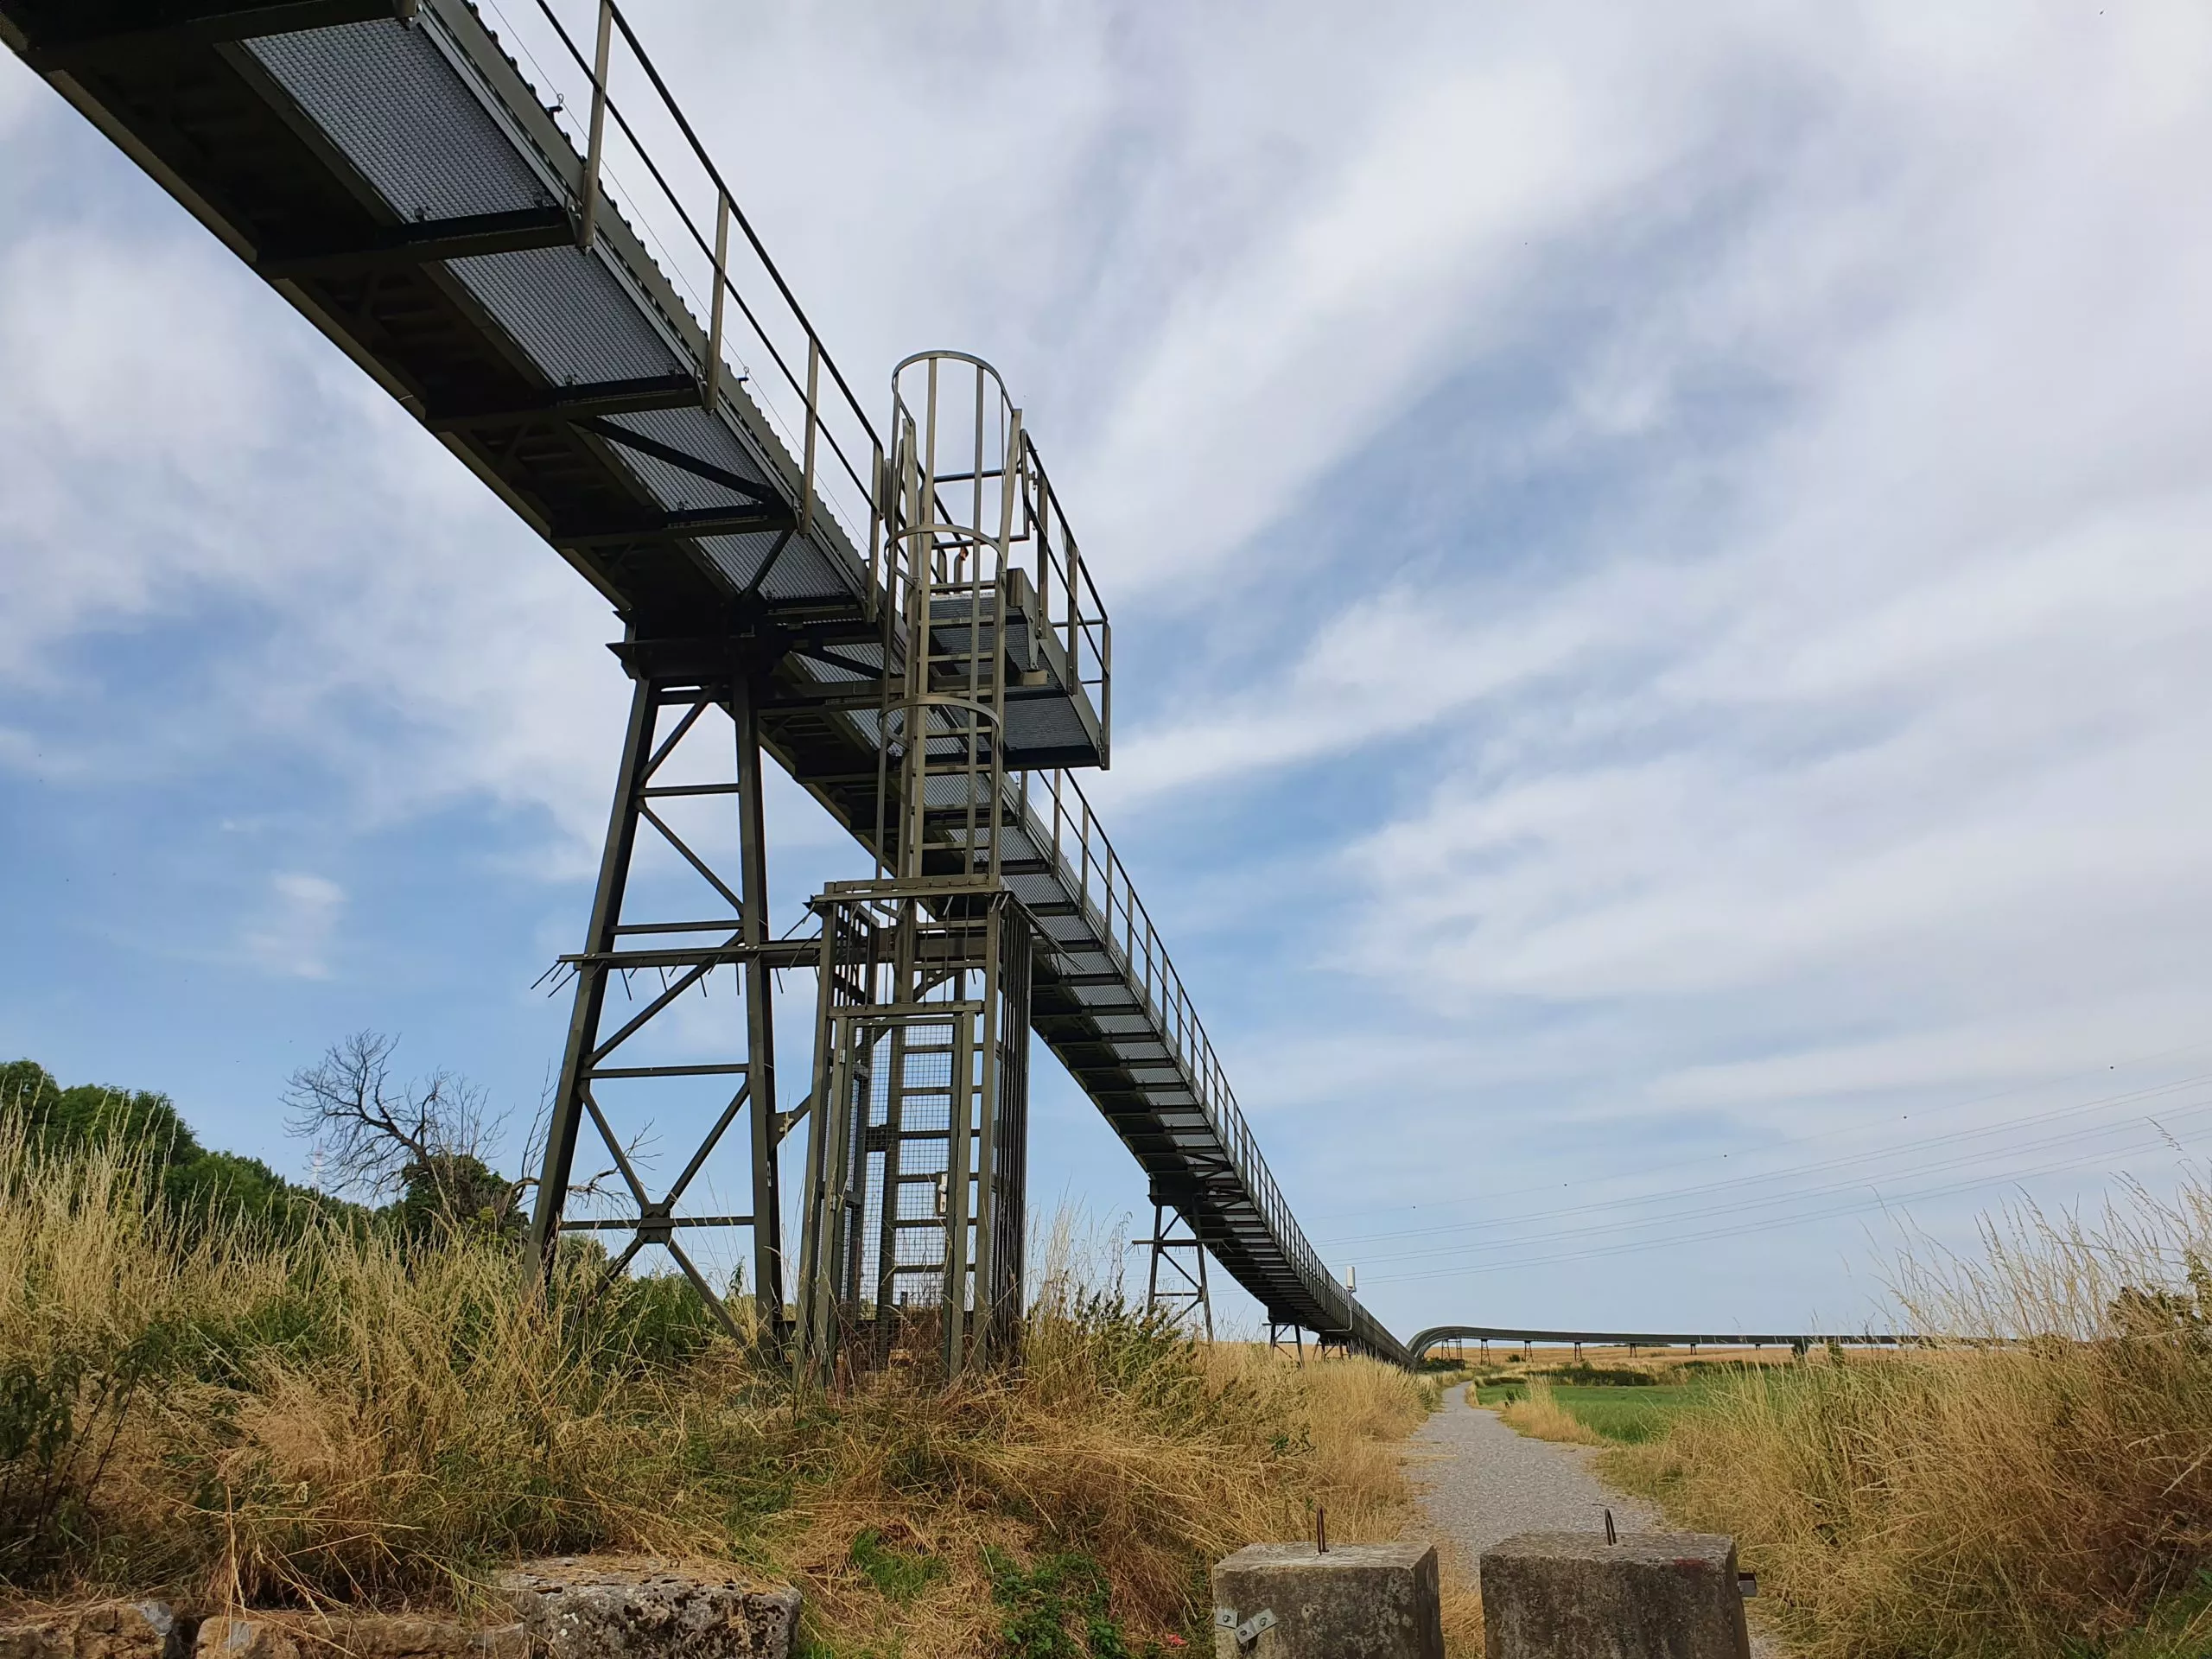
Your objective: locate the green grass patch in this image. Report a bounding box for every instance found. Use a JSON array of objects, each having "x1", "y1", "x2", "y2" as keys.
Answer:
[
  {"x1": 2092, "y1": 1568, "x2": 2212, "y2": 1659},
  {"x1": 848, "y1": 1529, "x2": 943, "y2": 1603},
  {"x1": 1476, "y1": 1382, "x2": 1714, "y2": 1444}
]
